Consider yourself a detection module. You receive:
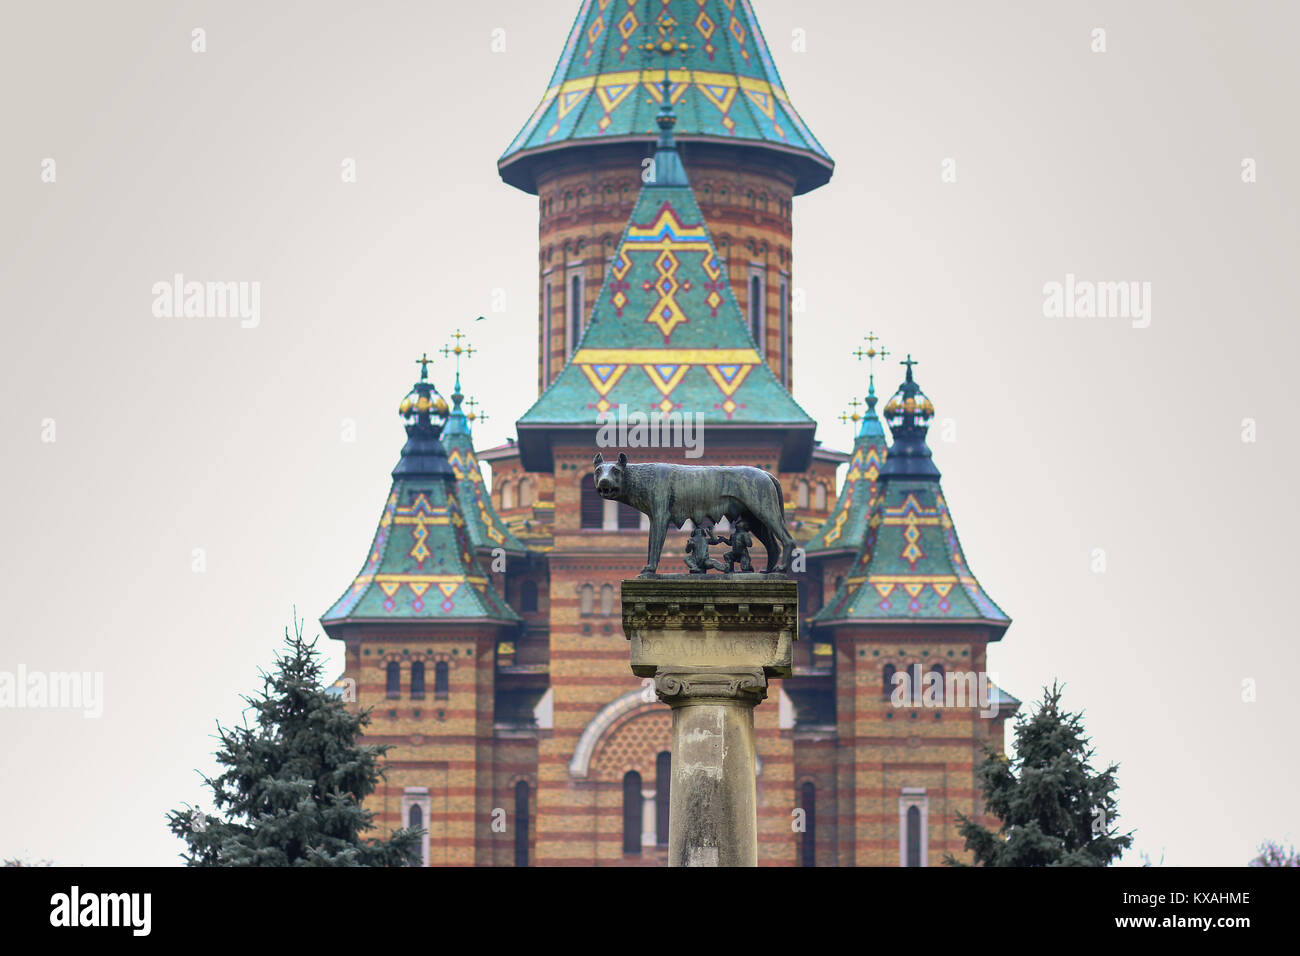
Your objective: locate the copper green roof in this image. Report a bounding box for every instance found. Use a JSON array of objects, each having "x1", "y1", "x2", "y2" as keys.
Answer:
[
  {"x1": 813, "y1": 363, "x2": 1008, "y2": 627},
  {"x1": 443, "y1": 384, "x2": 530, "y2": 556},
  {"x1": 322, "y1": 366, "x2": 520, "y2": 626},
  {"x1": 499, "y1": 0, "x2": 833, "y2": 194},
  {"x1": 516, "y1": 94, "x2": 815, "y2": 470},
  {"x1": 805, "y1": 387, "x2": 889, "y2": 554}
]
